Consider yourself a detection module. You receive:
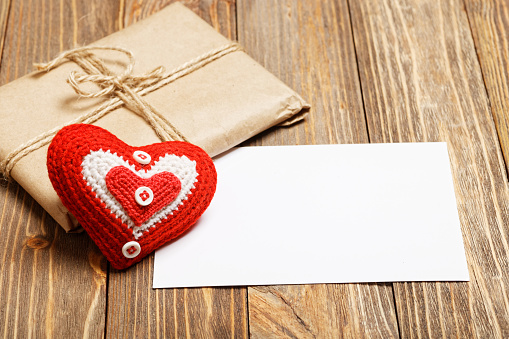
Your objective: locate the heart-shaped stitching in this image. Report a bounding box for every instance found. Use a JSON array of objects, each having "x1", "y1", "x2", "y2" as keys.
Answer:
[
  {"x1": 81, "y1": 149, "x2": 199, "y2": 239},
  {"x1": 106, "y1": 166, "x2": 182, "y2": 226}
]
